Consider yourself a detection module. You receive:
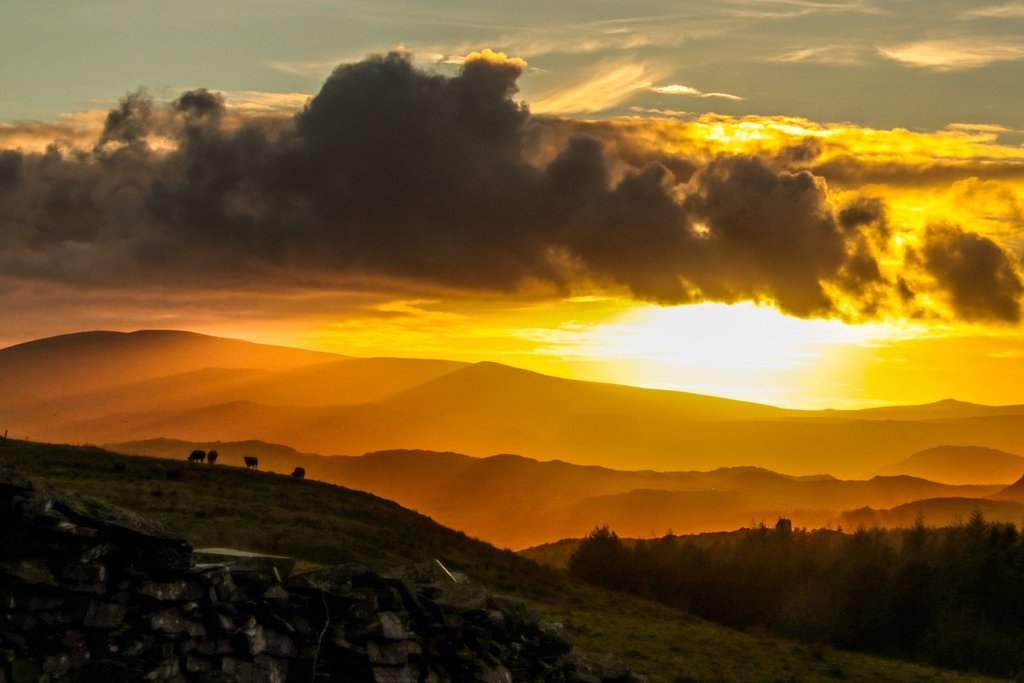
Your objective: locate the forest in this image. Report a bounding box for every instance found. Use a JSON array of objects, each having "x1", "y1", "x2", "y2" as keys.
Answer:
[{"x1": 569, "y1": 514, "x2": 1024, "y2": 677}]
